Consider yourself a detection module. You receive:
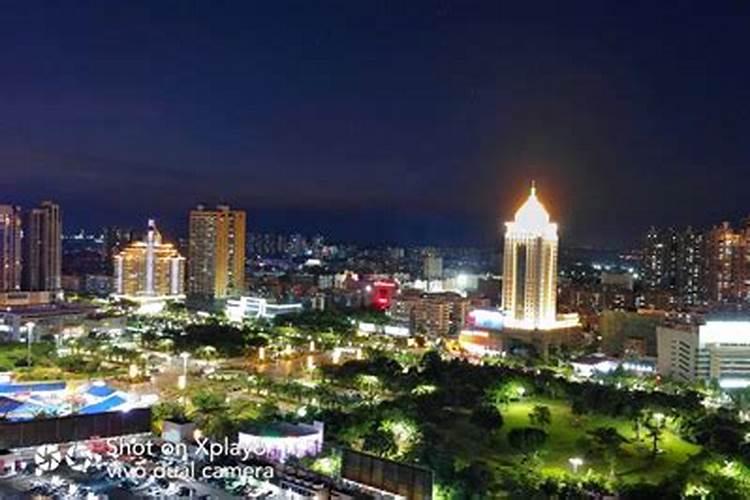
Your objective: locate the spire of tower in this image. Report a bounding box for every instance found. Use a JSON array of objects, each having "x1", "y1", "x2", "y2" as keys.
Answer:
[{"x1": 531, "y1": 180, "x2": 536, "y2": 196}]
